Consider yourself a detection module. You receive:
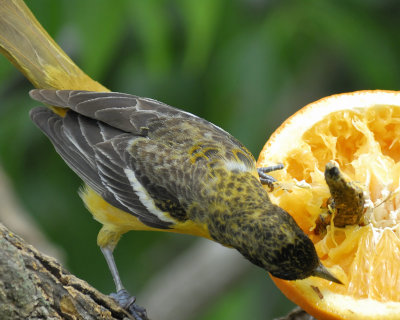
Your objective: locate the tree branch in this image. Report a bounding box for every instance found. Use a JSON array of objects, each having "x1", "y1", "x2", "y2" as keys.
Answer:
[{"x1": 0, "y1": 222, "x2": 134, "y2": 320}]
